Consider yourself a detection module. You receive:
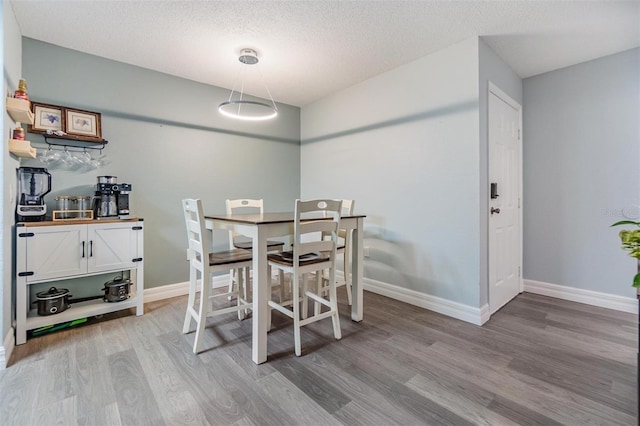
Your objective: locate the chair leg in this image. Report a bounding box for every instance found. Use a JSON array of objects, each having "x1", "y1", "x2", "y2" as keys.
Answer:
[
  {"x1": 244, "y1": 266, "x2": 252, "y2": 301},
  {"x1": 237, "y1": 268, "x2": 245, "y2": 321},
  {"x1": 301, "y1": 273, "x2": 309, "y2": 320},
  {"x1": 292, "y1": 272, "x2": 302, "y2": 356},
  {"x1": 277, "y1": 267, "x2": 285, "y2": 303},
  {"x1": 280, "y1": 270, "x2": 288, "y2": 300},
  {"x1": 193, "y1": 272, "x2": 211, "y2": 354},
  {"x1": 344, "y1": 251, "x2": 352, "y2": 306},
  {"x1": 227, "y1": 268, "x2": 235, "y2": 301},
  {"x1": 314, "y1": 272, "x2": 322, "y2": 316},
  {"x1": 183, "y1": 265, "x2": 197, "y2": 334},
  {"x1": 328, "y1": 270, "x2": 342, "y2": 340}
]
